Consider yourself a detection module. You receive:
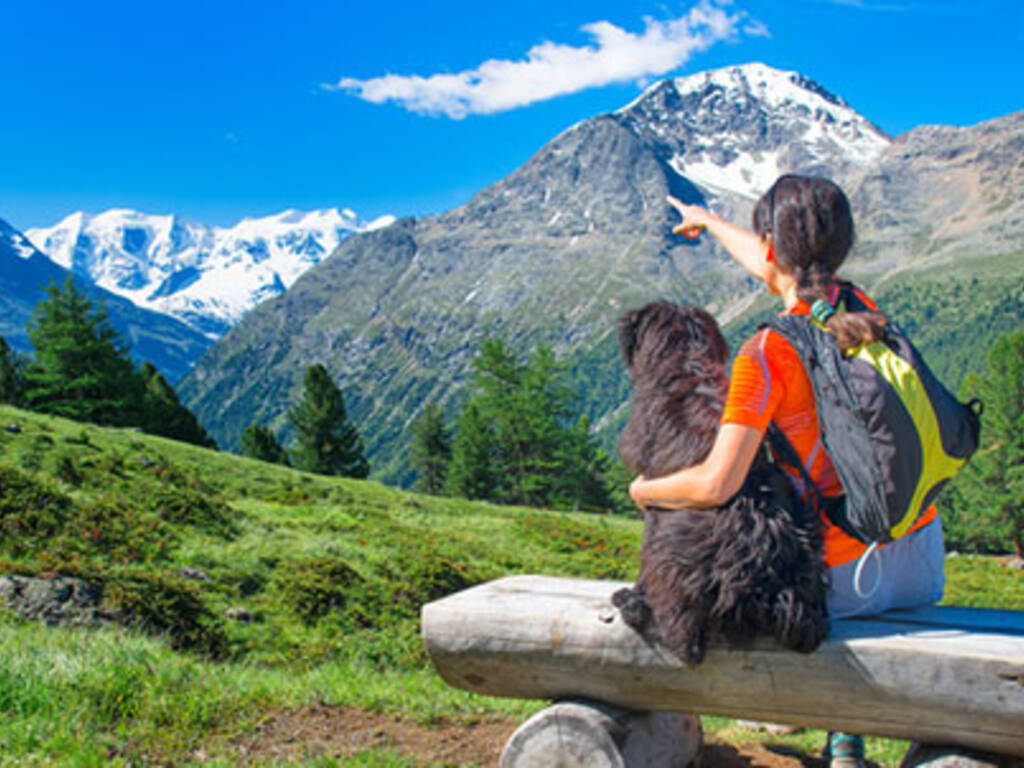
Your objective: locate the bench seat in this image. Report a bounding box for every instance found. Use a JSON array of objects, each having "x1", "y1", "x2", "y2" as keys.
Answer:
[{"x1": 422, "y1": 574, "x2": 1024, "y2": 758}]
